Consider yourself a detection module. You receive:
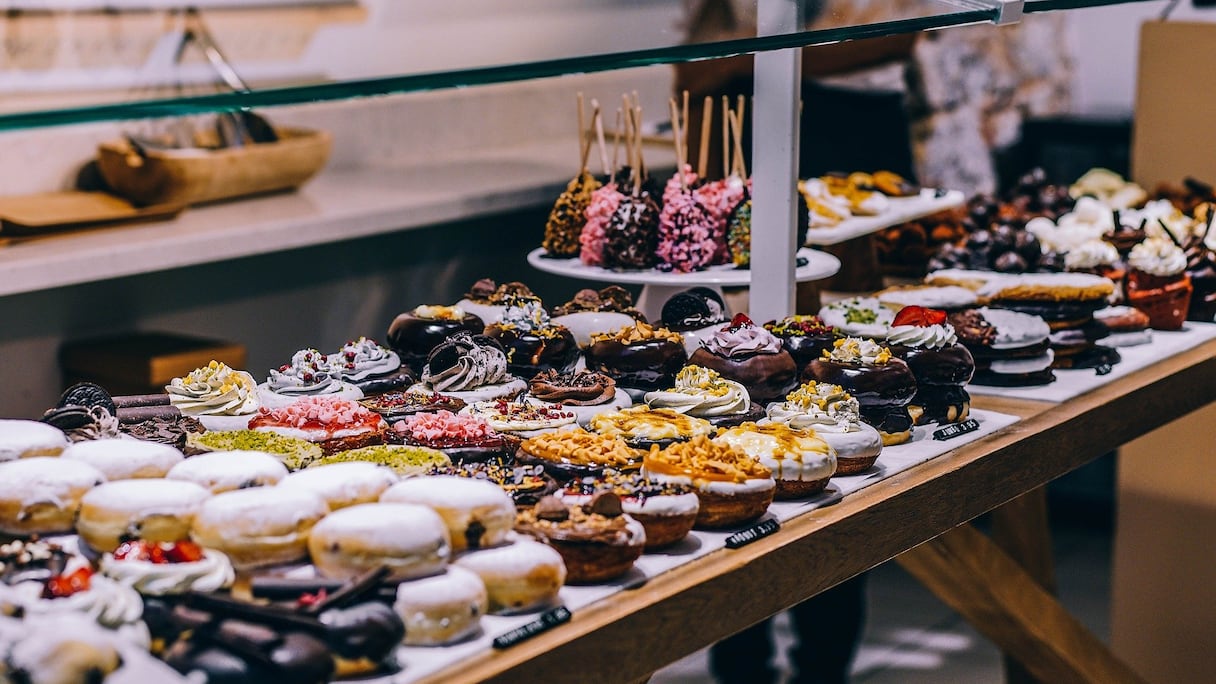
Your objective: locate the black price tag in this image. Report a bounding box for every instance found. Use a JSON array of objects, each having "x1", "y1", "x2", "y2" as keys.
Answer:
[
  {"x1": 1095, "y1": 363, "x2": 1113, "y2": 376},
  {"x1": 725, "y1": 518, "x2": 780, "y2": 549},
  {"x1": 932, "y1": 418, "x2": 980, "y2": 441},
  {"x1": 492, "y1": 606, "x2": 572, "y2": 649}
]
